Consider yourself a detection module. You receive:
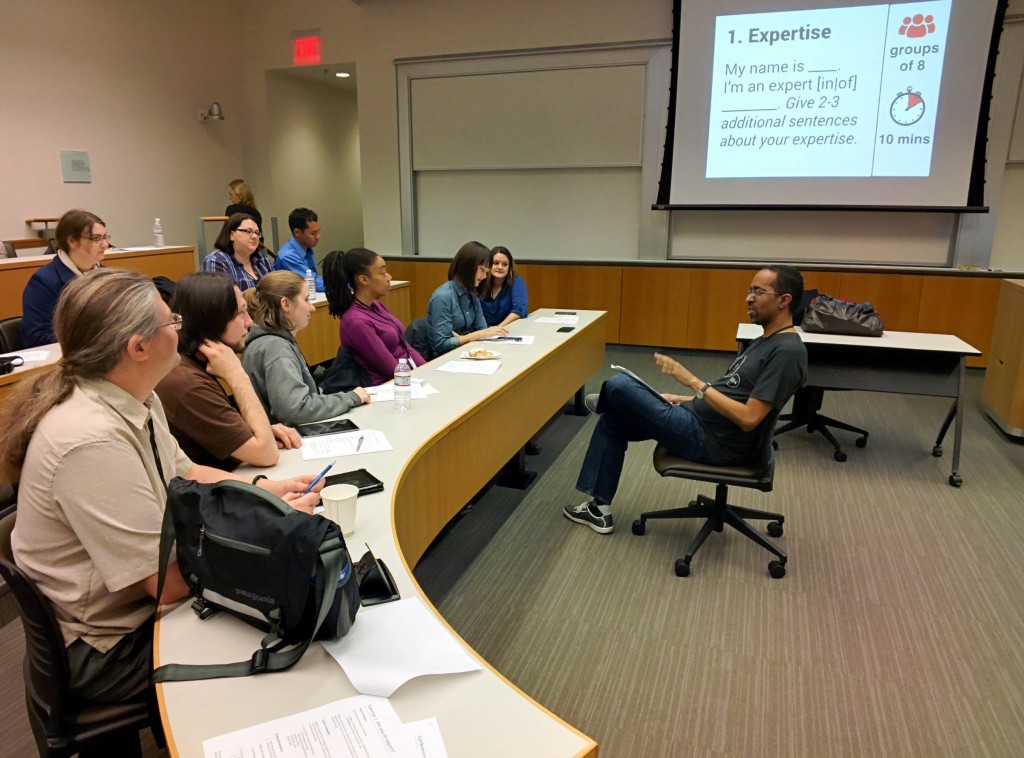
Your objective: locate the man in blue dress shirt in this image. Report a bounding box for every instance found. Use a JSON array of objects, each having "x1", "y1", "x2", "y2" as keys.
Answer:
[{"x1": 273, "y1": 207, "x2": 323, "y2": 292}]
